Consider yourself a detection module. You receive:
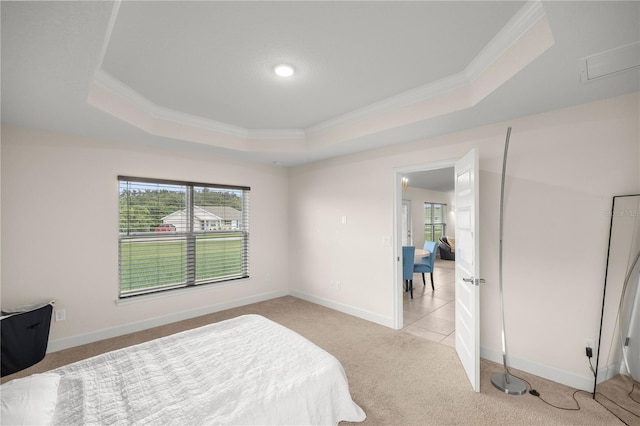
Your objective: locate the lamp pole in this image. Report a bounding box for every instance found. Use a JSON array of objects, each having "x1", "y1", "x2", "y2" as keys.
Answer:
[{"x1": 491, "y1": 126, "x2": 527, "y2": 395}]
